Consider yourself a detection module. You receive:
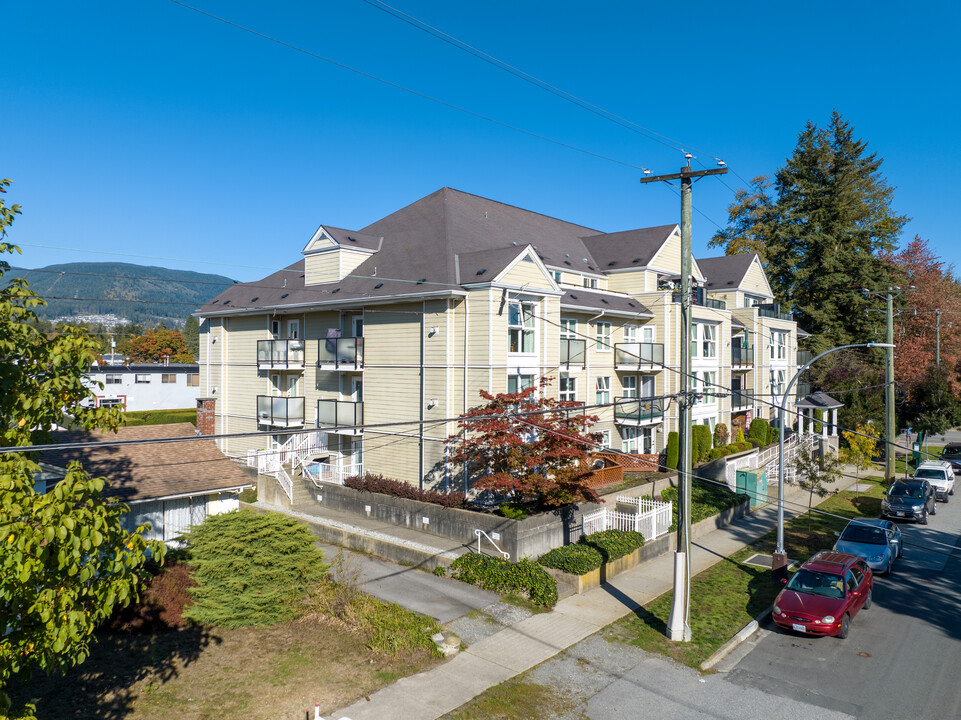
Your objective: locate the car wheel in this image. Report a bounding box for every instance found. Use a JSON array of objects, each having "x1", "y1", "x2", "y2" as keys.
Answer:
[
  {"x1": 839, "y1": 614, "x2": 850, "y2": 639},
  {"x1": 932, "y1": 502, "x2": 937, "y2": 516},
  {"x1": 897, "y1": 544, "x2": 903, "y2": 558},
  {"x1": 950, "y1": 487, "x2": 954, "y2": 496},
  {"x1": 945, "y1": 493, "x2": 950, "y2": 504},
  {"x1": 886, "y1": 558, "x2": 893, "y2": 576},
  {"x1": 864, "y1": 589, "x2": 873, "y2": 610},
  {"x1": 922, "y1": 509, "x2": 928, "y2": 525}
]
